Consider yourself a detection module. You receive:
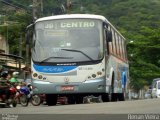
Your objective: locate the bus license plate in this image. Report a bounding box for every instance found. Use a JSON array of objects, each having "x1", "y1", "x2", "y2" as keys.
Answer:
[{"x1": 61, "y1": 86, "x2": 74, "y2": 91}]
